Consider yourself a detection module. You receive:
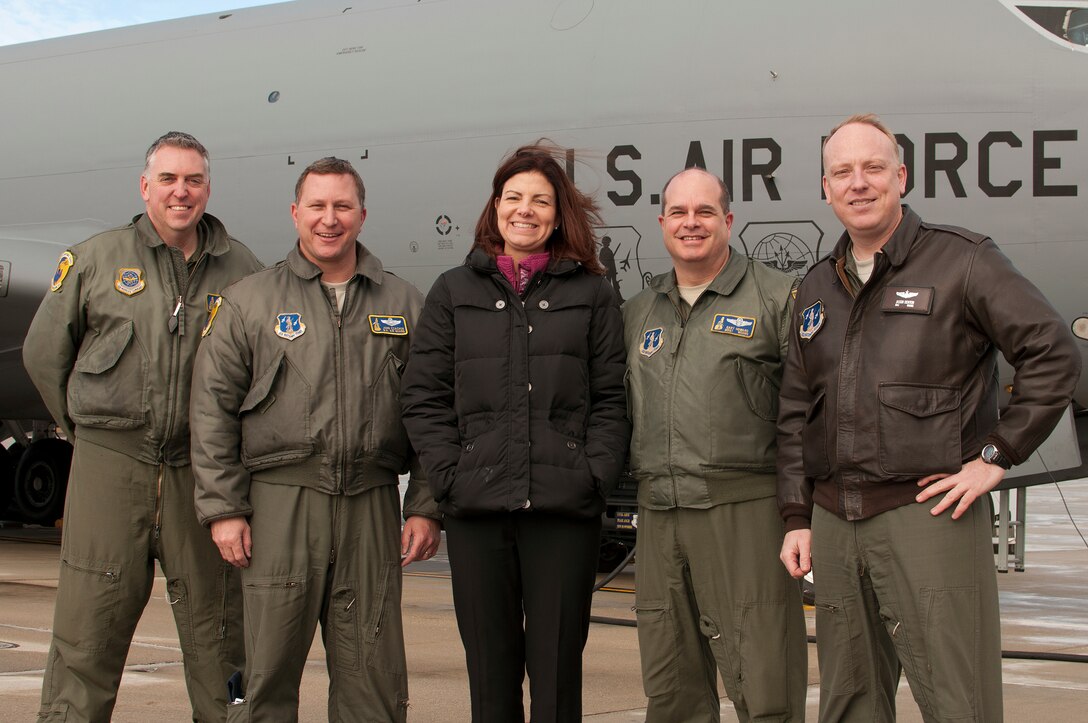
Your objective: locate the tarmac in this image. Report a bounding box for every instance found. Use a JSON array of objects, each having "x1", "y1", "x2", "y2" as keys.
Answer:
[{"x1": 1, "y1": 480, "x2": 1087, "y2": 721}]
